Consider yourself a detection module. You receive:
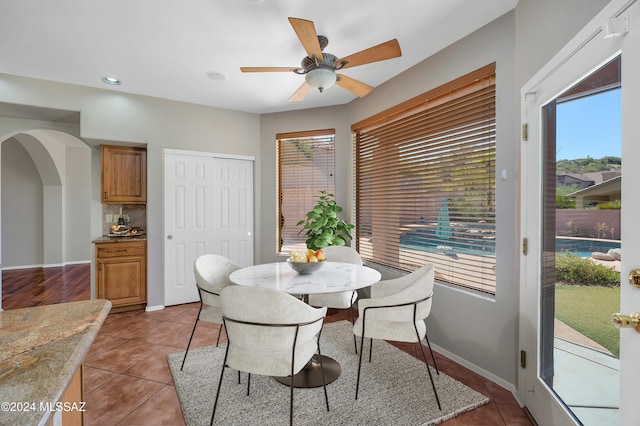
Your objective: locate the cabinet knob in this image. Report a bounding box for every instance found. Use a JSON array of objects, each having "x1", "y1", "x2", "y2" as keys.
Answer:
[{"x1": 167, "y1": 235, "x2": 173, "y2": 240}]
